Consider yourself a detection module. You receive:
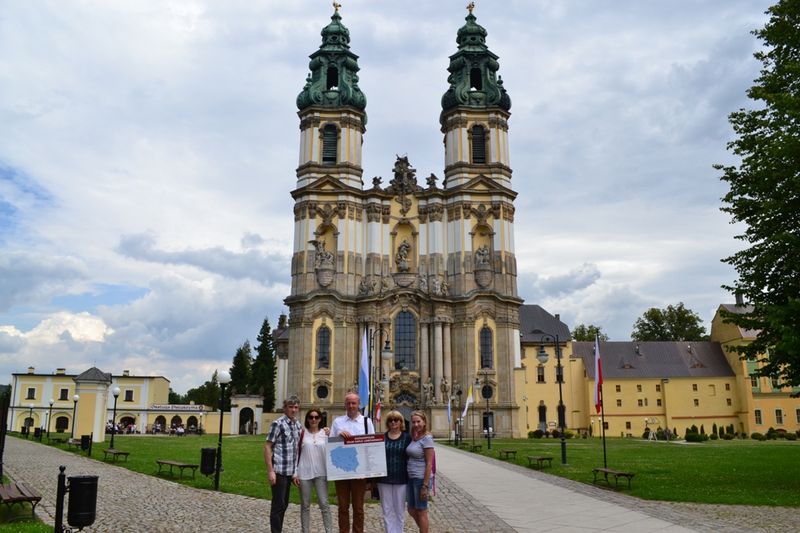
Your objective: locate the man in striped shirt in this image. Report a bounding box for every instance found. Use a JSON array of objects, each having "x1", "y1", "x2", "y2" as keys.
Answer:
[{"x1": 264, "y1": 395, "x2": 302, "y2": 533}]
